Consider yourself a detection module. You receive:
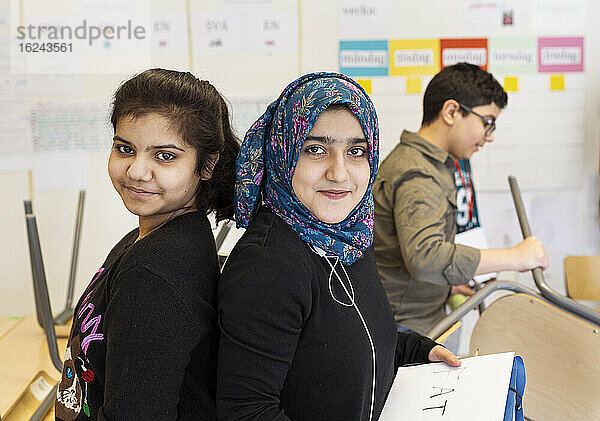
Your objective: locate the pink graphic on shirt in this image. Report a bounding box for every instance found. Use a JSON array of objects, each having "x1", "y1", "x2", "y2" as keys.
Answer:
[
  {"x1": 80, "y1": 268, "x2": 105, "y2": 306},
  {"x1": 91, "y1": 267, "x2": 104, "y2": 283},
  {"x1": 76, "y1": 267, "x2": 106, "y2": 356},
  {"x1": 78, "y1": 302, "x2": 104, "y2": 355}
]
